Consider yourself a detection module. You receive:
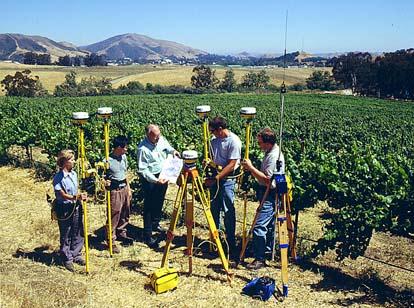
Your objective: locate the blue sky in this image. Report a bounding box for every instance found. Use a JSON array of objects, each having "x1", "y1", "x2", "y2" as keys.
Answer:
[{"x1": 2, "y1": 0, "x2": 413, "y2": 54}]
